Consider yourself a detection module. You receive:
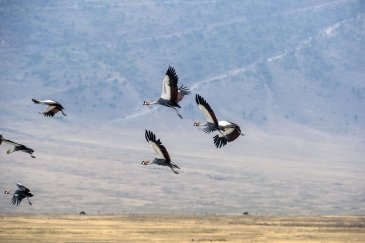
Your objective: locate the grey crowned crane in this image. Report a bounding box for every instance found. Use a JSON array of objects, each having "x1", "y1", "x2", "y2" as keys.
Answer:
[
  {"x1": 0, "y1": 135, "x2": 35, "y2": 158},
  {"x1": 143, "y1": 66, "x2": 191, "y2": 119},
  {"x1": 142, "y1": 130, "x2": 180, "y2": 174},
  {"x1": 4, "y1": 183, "x2": 33, "y2": 206},
  {"x1": 32, "y1": 99, "x2": 67, "y2": 117},
  {"x1": 194, "y1": 94, "x2": 244, "y2": 148}
]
